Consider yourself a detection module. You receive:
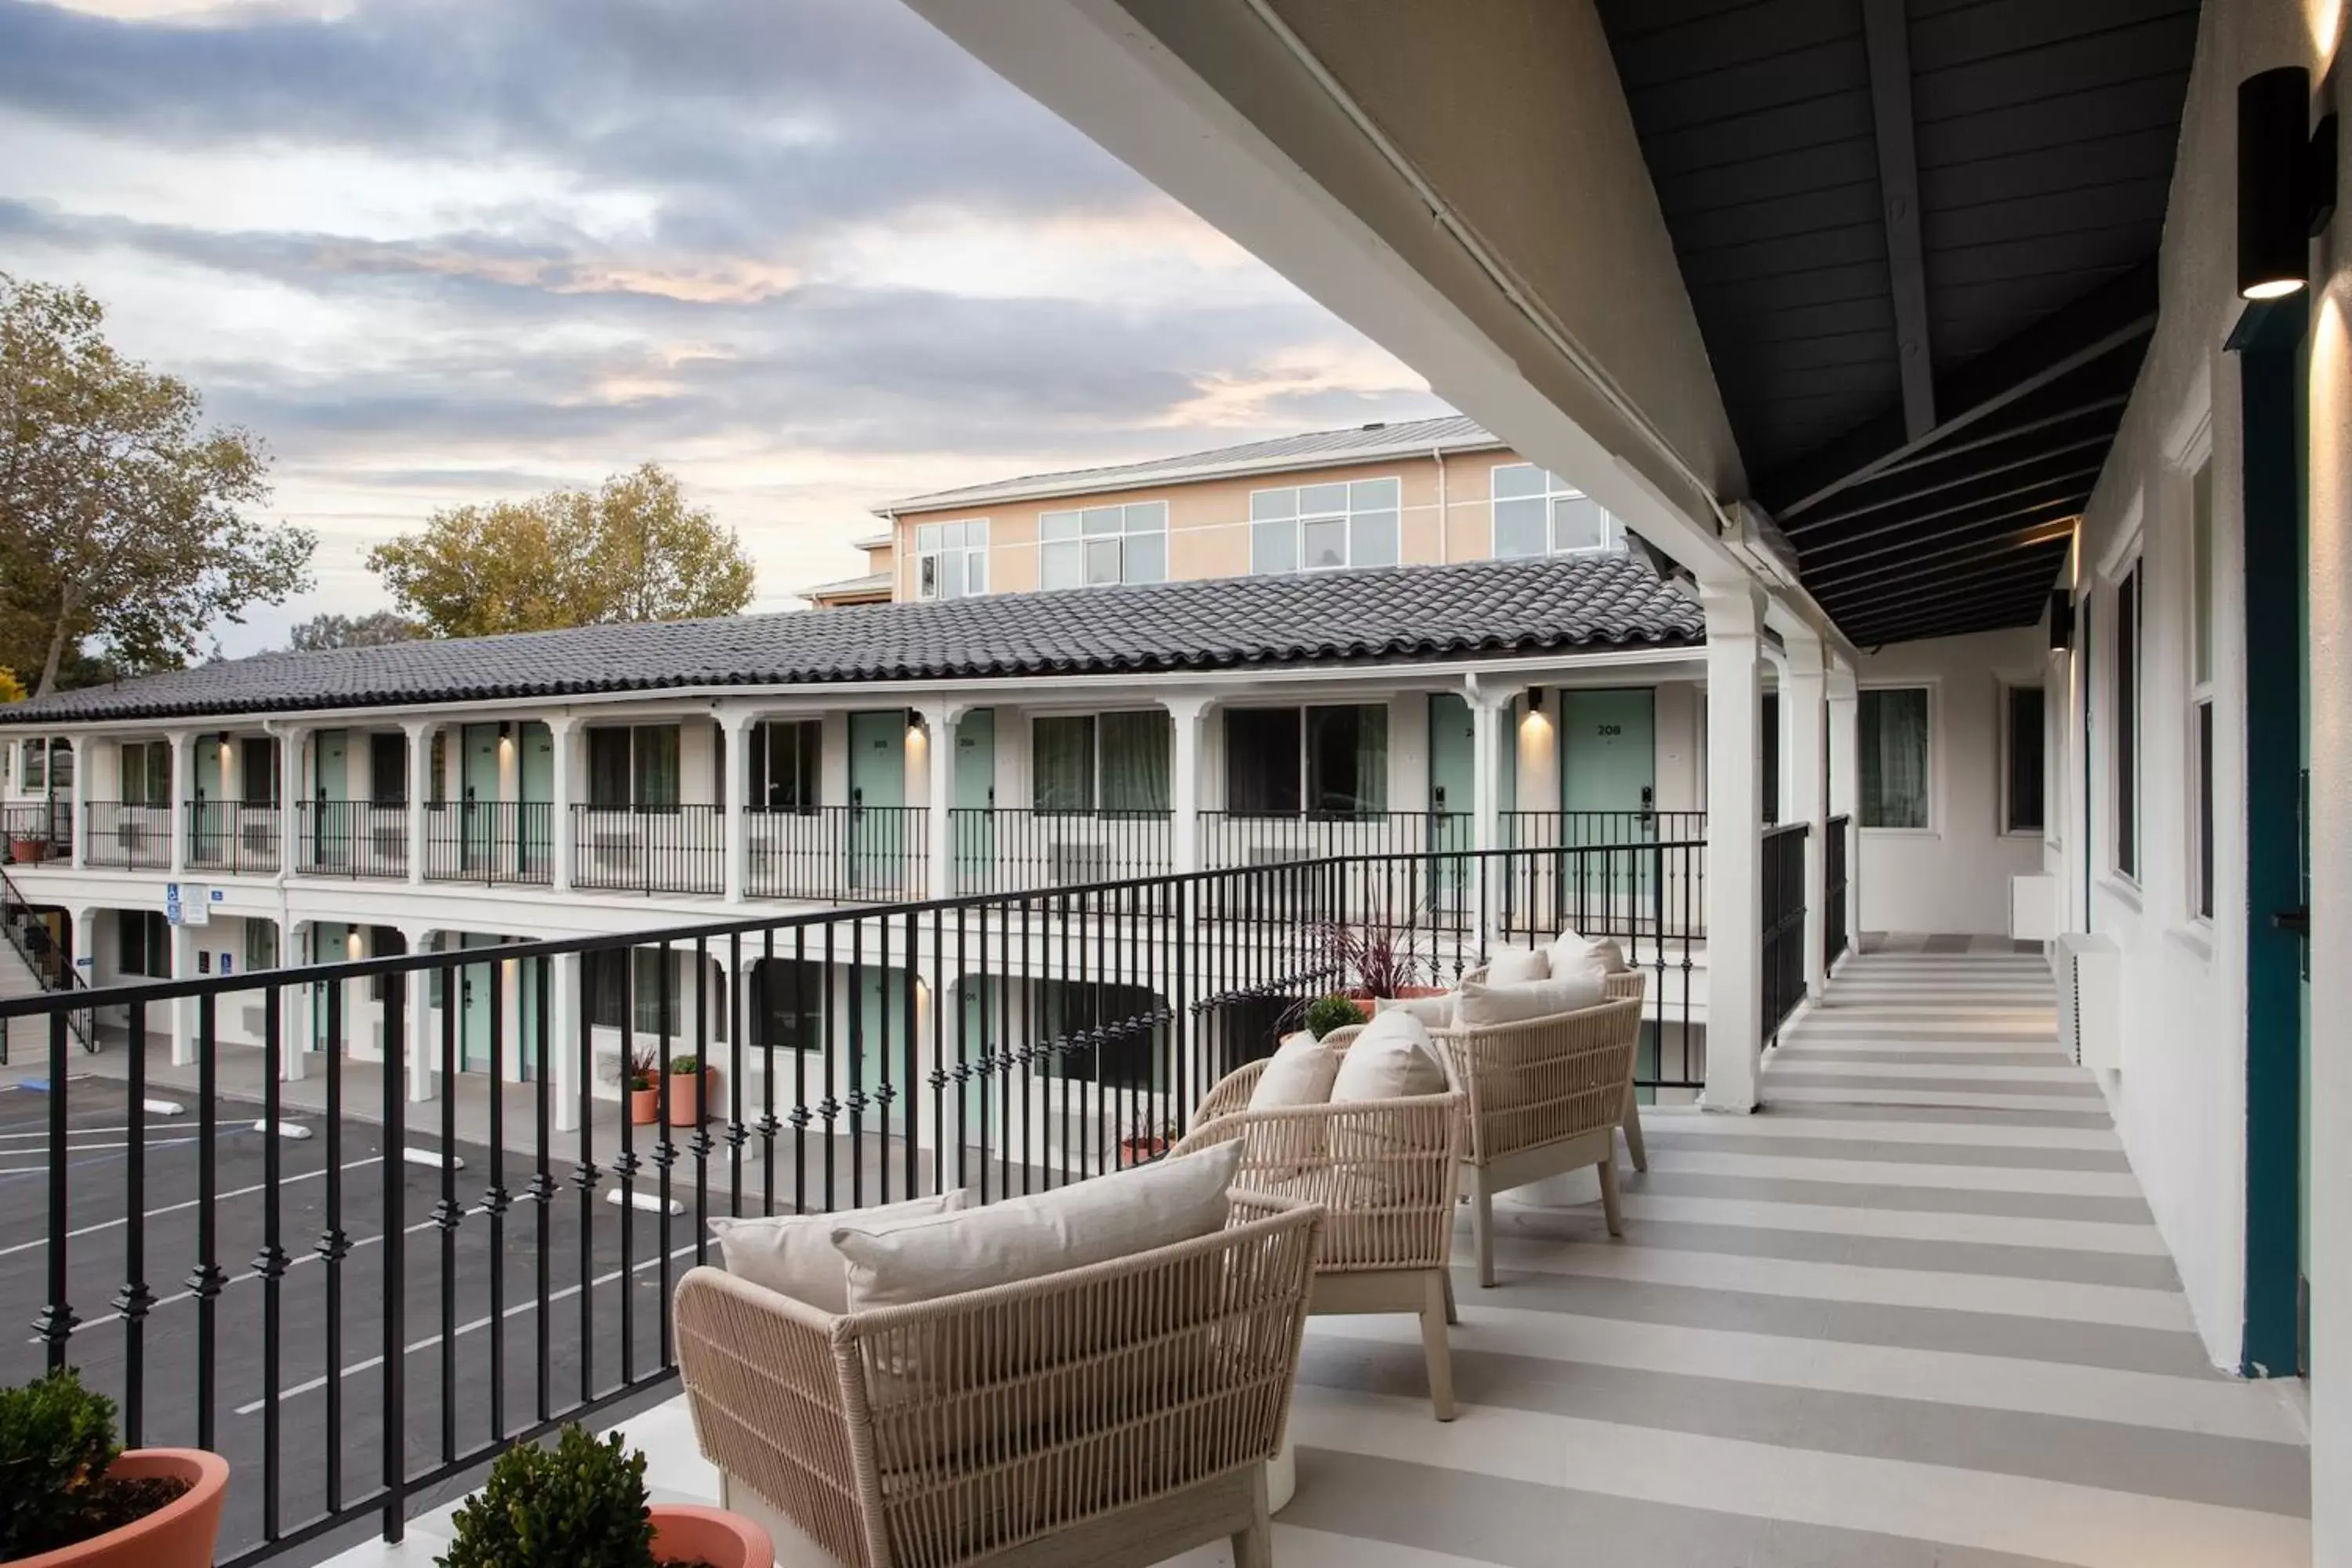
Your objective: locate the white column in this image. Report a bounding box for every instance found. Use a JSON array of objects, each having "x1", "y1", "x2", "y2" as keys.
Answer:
[
  {"x1": 67, "y1": 743, "x2": 84, "y2": 870},
  {"x1": 278, "y1": 726, "x2": 306, "y2": 877},
  {"x1": 167, "y1": 728, "x2": 194, "y2": 875},
  {"x1": 168, "y1": 920, "x2": 200, "y2": 1066},
  {"x1": 71, "y1": 906, "x2": 94, "y2": 986},
  {"x1": 1467, "y1": 681, "x2": 1518, "y2": 942},
  {"x1": 916, "y1": 702, "x2": 960, "y2": 899},
  {"x1": 547, "y1": 715, "x2": 577, "y2": 893},
  {"x1": 1702, "y1": 583, "x2": 1767, "y2": 1113},
  {"x1": 1161, "y1": 695, "x2": 1214, "y2": 873},
  {"x1": 719, "y1": 708, "x2": 753, "y2": 904},
  {"x1": 1782, "y1": 629, "x2": 1828, "y2": 995},
  {"x1": 550, "y1": 947, "x2": 581, "y2": 1134},
  {"x1": 404, "y1": 925, "x2": 435, "y2": 1103},
  {"x1": 285, "y1": 919, "x2": 312, "y2": 1084},
  {"x1": 1827, "y1": 662, "x2": 1860, "y2": 959},
  {"x1": 405, "y1": 720, "x2": 432, "y2": 887}
]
